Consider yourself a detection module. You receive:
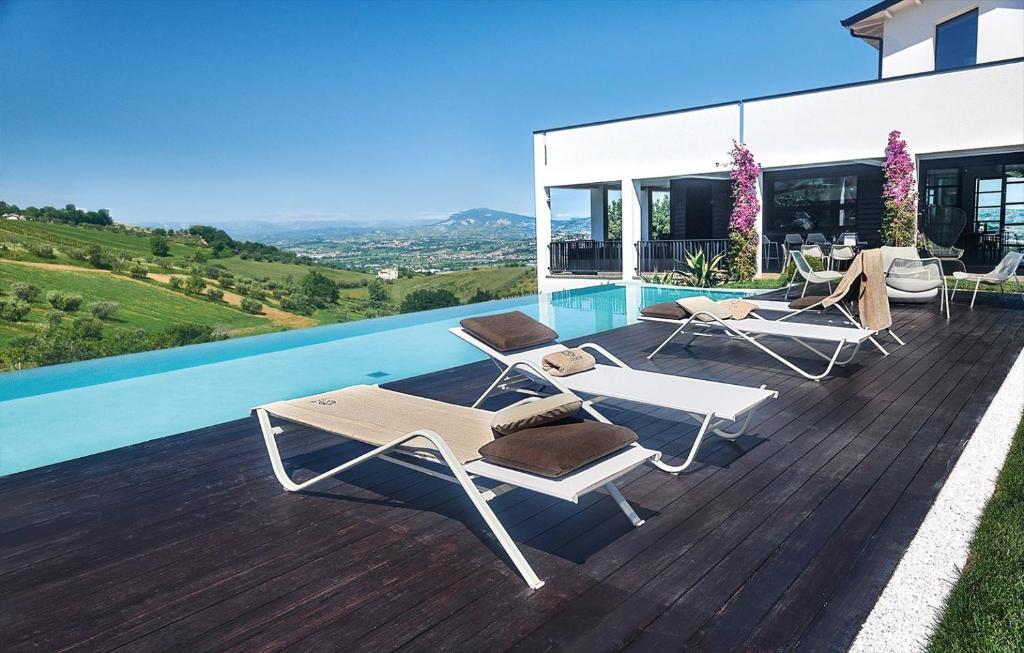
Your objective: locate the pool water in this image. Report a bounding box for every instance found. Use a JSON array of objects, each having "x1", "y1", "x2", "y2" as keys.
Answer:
[{"x1": 0, "y1": 283, "x2": 753, "y2": 476}]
